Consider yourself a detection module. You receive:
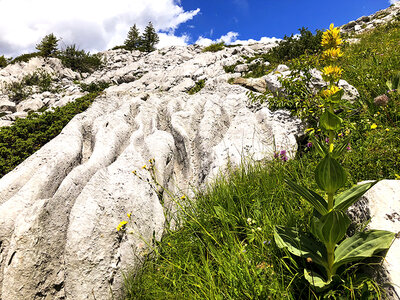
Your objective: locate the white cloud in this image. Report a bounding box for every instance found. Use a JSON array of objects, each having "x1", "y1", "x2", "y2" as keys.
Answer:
[
  {"x1": 389, "y1": 0, "x2": 399, "y2": 4},
  {"x1": 157, "y1": 33, "x2": 190, "y2": 48},
  {"x1": 195, "y1": 31, "x2": 280, "y2": 47},
  {"x1": 0, "y1": 0, "x2": 200, "y2": 57}
]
